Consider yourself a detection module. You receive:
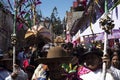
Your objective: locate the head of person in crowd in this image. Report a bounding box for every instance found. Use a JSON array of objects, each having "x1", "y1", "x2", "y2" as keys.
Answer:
[
  {"x1": 114, "y1": 39, "x2": 120, "y2": 52},
  {"x1": 0, "y1": 49, "x2": 3, "y2": 59},
  {"x1": 82, "y1": 48, "x2": 103, "y2": 71},
  {"x1": 102, "y1": 47, "x2": 120, "y2": 70},
  {"x1": 64, "y1": 42, "x2": 74, "y2": 56},
  {"x1": 25, "y1": 65, "x2": 35, "y2": 80},
  {"x1": 61, "y1": 43, "x2": 66, "y2": 50},
  {"x1": 111, "y1": 52, "x2": 120, "y2": 69}
]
